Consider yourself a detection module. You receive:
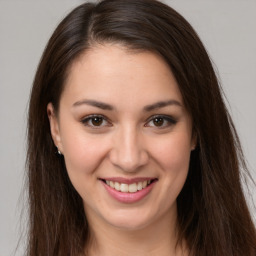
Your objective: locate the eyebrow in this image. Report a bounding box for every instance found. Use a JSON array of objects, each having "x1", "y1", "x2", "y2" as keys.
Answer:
[
  {"x1": 143, "y1": 100, "x2": 182, "y2": 111},
  {"x1": 73, "y1": 99, "x2": 114, "y2": 110},
  {"x1": 72, "y1": 99, "x2": 182, "y2": 111}
]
